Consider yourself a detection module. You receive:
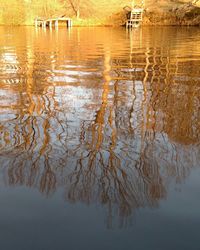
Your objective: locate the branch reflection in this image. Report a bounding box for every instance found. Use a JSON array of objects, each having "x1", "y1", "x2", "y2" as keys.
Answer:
[{"x1": 0, "y1": 26, "x2": 199, "y2": 227}]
